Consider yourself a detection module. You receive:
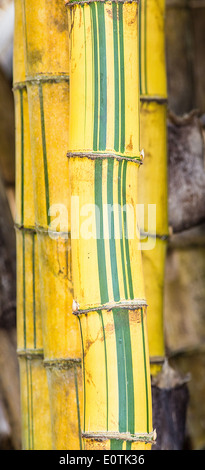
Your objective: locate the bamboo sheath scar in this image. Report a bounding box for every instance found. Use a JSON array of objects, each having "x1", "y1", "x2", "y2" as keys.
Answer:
[
  {"x1": 138, "y1": 0, "x2": 168, "y2": 375},
  {"x1": 21, "y1": 0, "x2": 82, "y2": 449},
  {"x1": 13, "y1": 0, "x2": 52, "y2": 450},
  {"x1": 66, "y1": 0, "x2": 153, "y2": 450}
]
